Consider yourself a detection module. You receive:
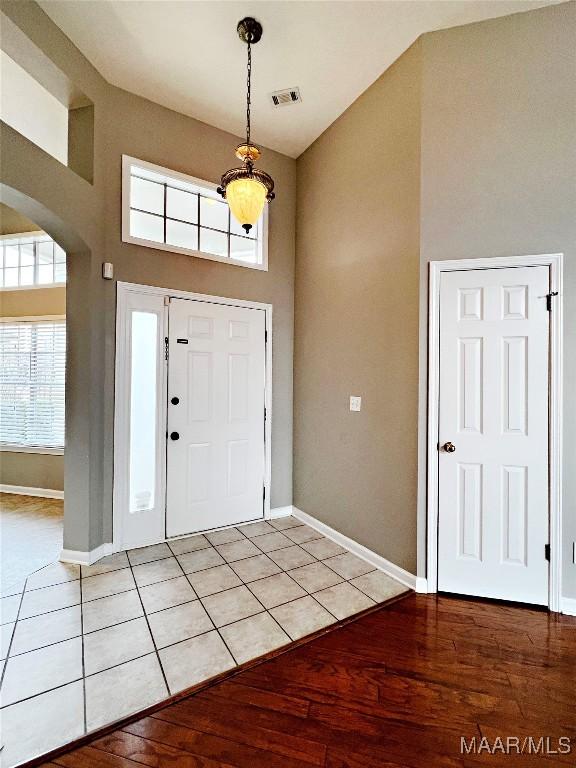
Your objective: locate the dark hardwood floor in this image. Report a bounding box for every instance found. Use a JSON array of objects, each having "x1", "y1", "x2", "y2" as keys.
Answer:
[{"x1": 38, "y1": 593, "x2": 575, "y2": 767}]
